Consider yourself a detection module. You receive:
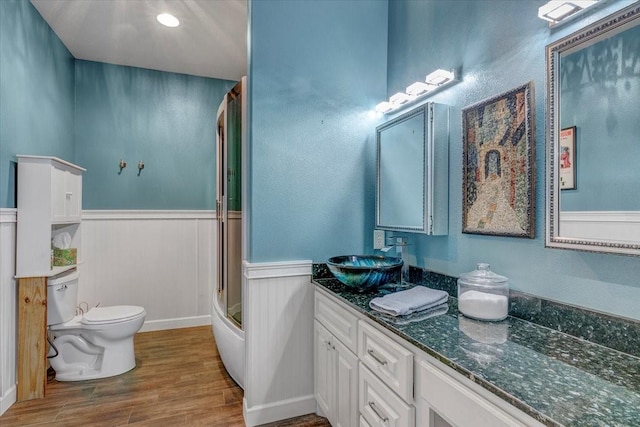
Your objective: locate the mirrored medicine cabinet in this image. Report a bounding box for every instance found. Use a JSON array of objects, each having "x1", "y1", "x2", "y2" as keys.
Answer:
[
  {"x1": 376, "y1": 102, "x2": 449, "y2": 235},
  {"x1": 546, "y1": 3, "x2": 640, "y2": 256}
]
